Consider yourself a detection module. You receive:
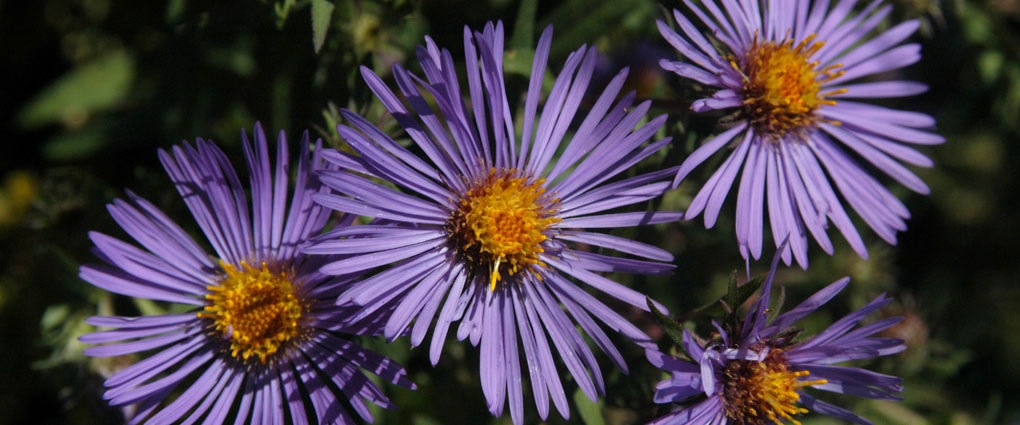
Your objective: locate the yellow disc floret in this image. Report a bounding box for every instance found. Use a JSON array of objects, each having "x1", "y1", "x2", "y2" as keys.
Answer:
[
  {"x1": 448, "y1": 168, "x2": 560, "y2": 291},
  {"x1": 722, "y1": 350, "x2": 828, "y2": 425},
  {"x1": 198, "y1": 260, "x2": 304, "y2": 364},
  {"x1": 739, "y1": 35, "x2": 846, "y2": 137}
]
